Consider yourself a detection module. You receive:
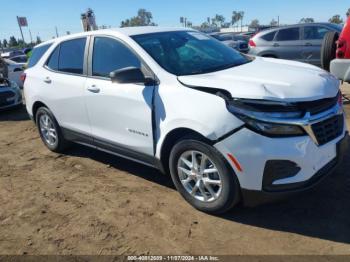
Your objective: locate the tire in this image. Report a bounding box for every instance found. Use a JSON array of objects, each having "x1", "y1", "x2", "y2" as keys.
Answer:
[
  {"x1": 35, "y1": 107, "x2": 70, "y2": 153},
  {"x1": 169, "y1": 138, "x2": 240, "y2": 214},
  {"x1": 321, "y1": 31, "x2": 339, "y2": 71}
]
